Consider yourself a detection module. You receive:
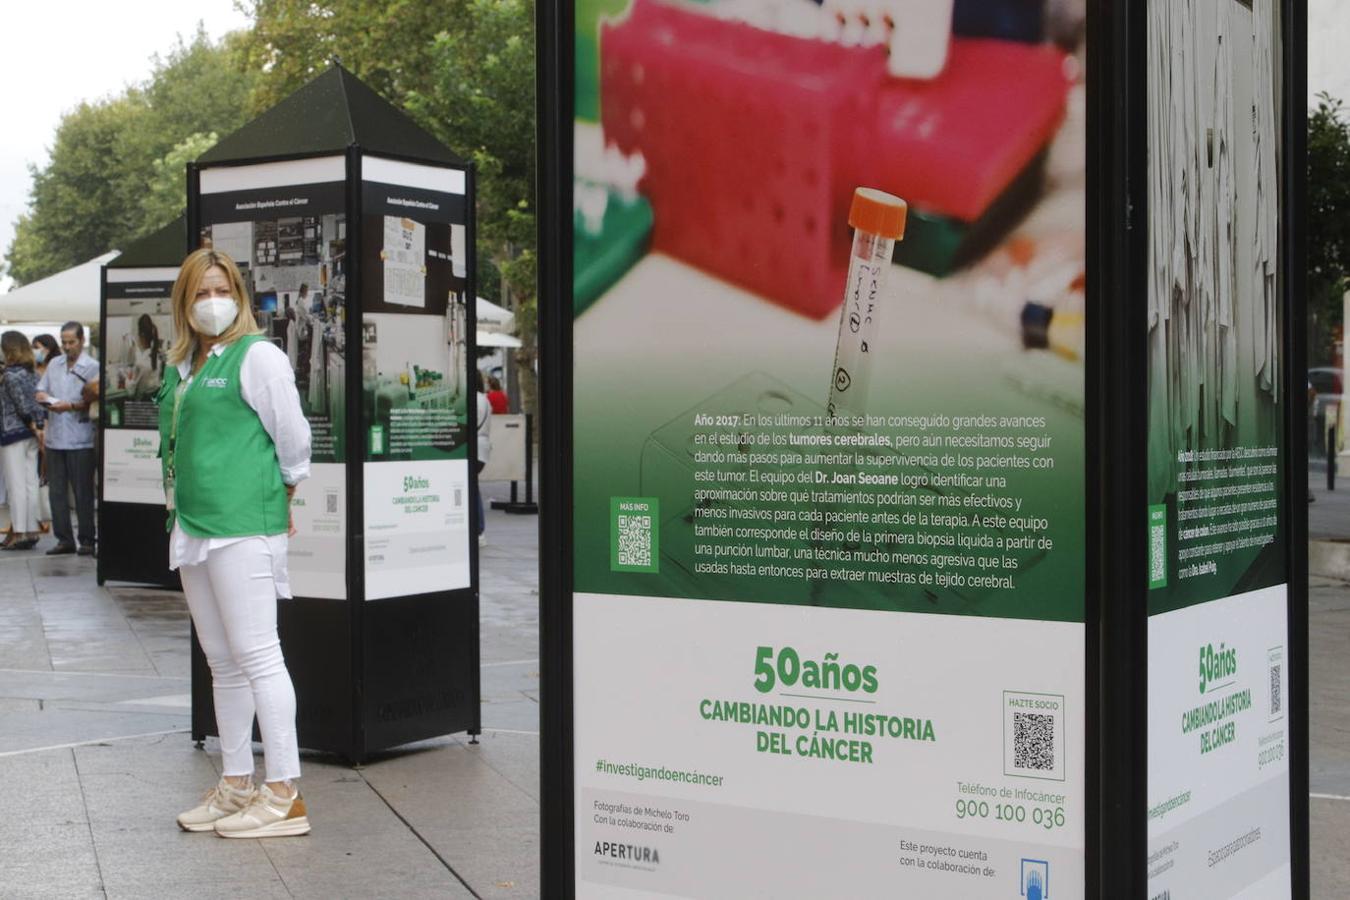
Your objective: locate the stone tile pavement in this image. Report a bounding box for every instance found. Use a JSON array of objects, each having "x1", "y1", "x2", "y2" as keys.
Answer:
[
  {"x1": 0, "y1": 481, "x2": 539, "y2": 899},
  {"x1": 4, "y1": 482, "x2": 1350, "y2": 897}
]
